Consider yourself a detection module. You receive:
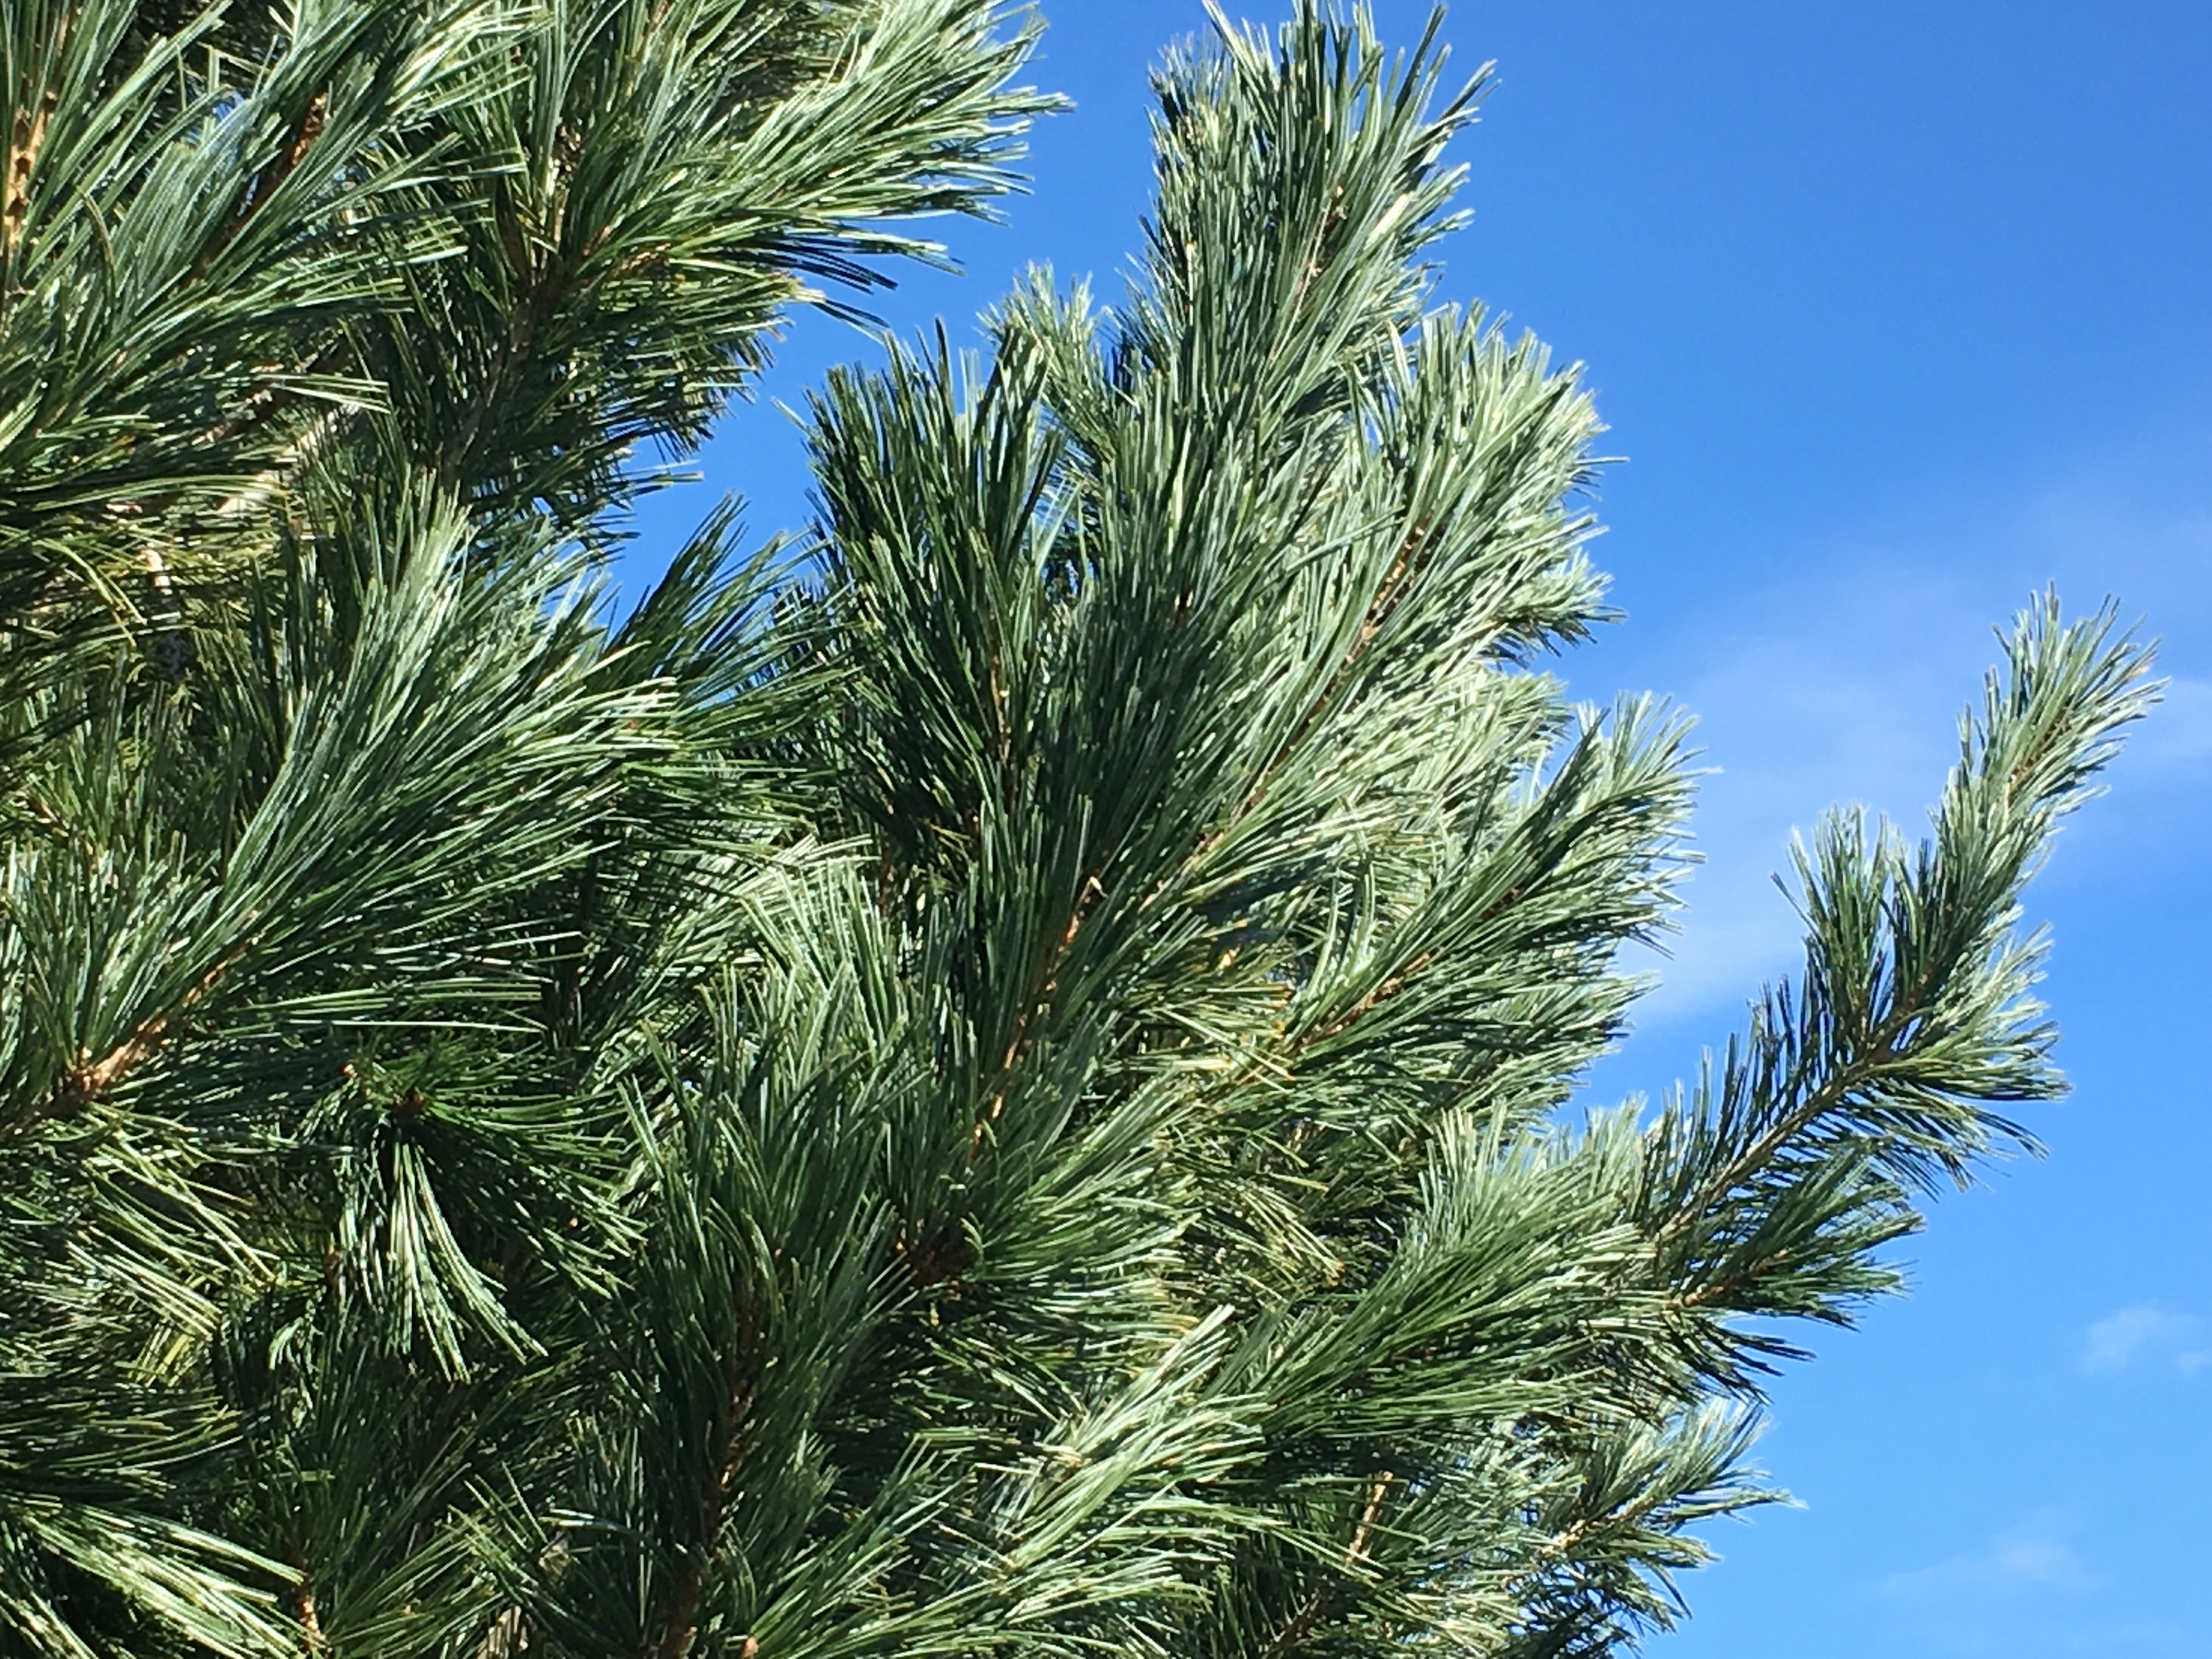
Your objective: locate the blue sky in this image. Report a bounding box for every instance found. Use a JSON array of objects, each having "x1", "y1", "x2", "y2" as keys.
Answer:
[{"x1": 624, "y1": 4, "x2": 2212, "y2": 1651}]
